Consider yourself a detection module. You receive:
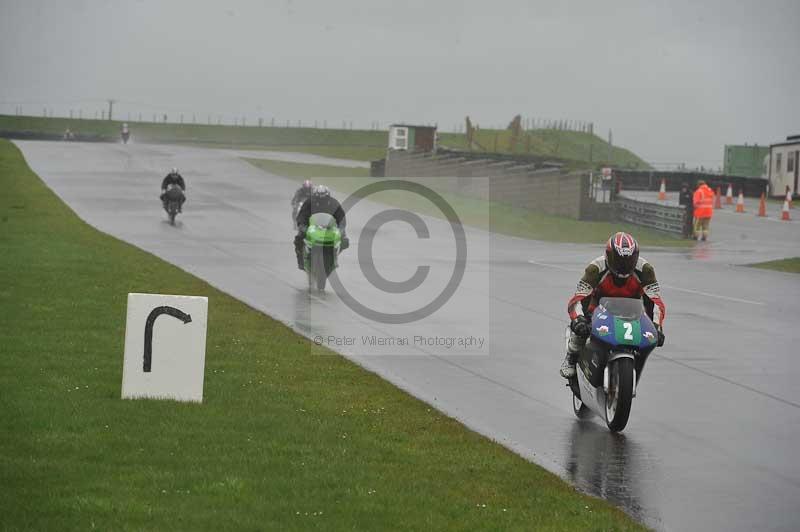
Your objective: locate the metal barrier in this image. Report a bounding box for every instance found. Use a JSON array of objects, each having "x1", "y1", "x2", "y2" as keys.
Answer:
[
  {"x1": 615, "y1": 195, "x2": 686, "y2": 235},
  {"x1": 613, "y1": 169, "x2": 768, "y2": 198}
]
